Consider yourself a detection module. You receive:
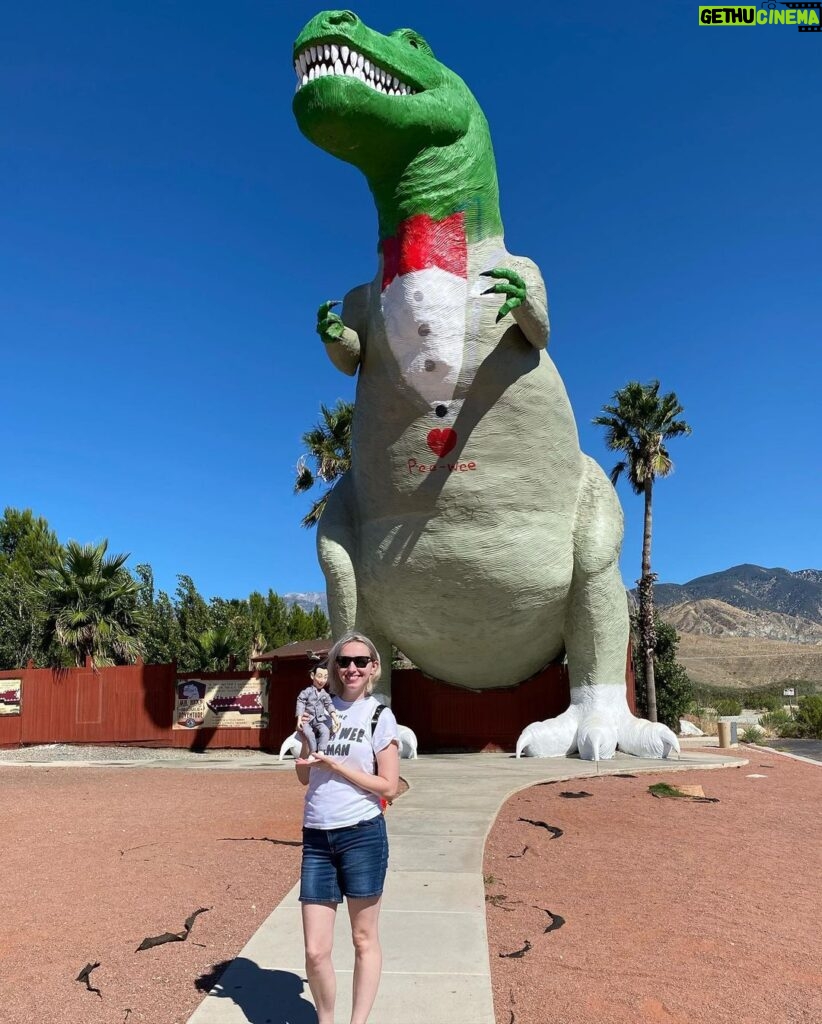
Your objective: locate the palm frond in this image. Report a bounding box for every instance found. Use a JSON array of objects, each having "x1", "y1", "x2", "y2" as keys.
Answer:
[
  {"x1": 594, "y1": 380, "x2": 691, "y2": 494},
  {"x1": 295, "y1": 399, "x2": 353, "y2": 528}
]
